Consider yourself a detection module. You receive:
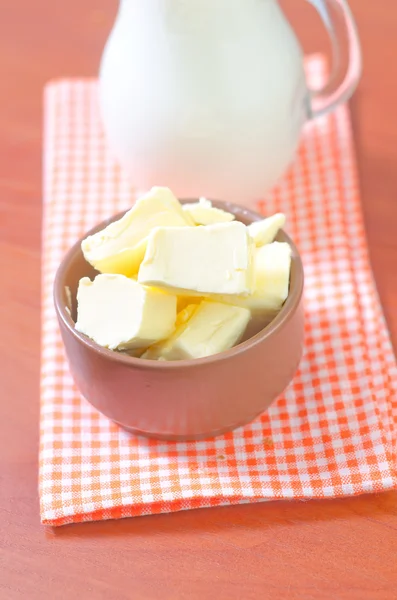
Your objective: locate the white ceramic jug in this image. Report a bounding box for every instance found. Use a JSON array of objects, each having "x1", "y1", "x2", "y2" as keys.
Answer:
[{"x1": 99, "y1": 0, "x2": 361, "y2": 203}]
